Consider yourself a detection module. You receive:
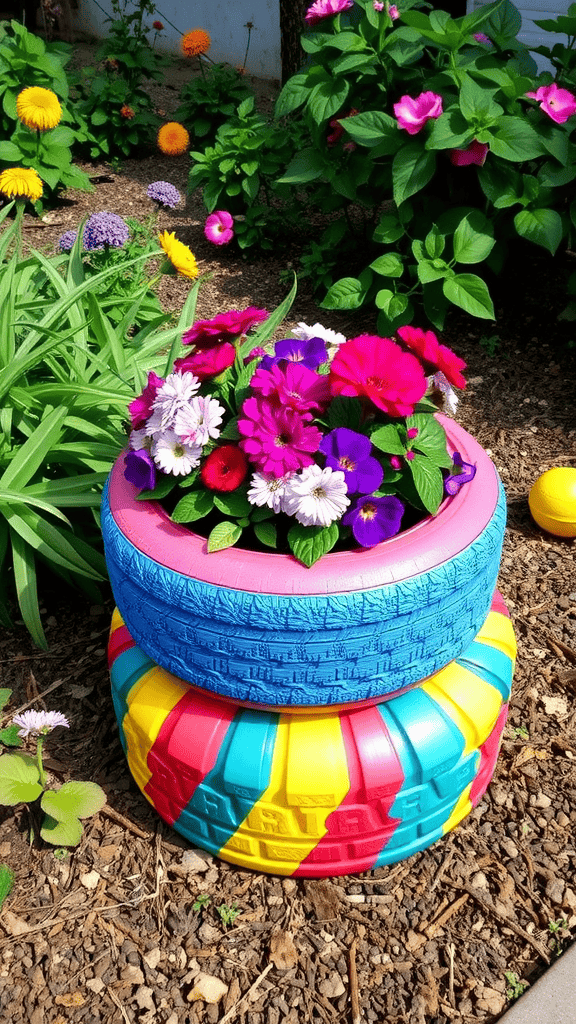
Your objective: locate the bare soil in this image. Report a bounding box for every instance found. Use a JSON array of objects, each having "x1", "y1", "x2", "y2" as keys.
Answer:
[{"x1": 1, "y1": 41, "x2": 576, "y2": 1024}]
